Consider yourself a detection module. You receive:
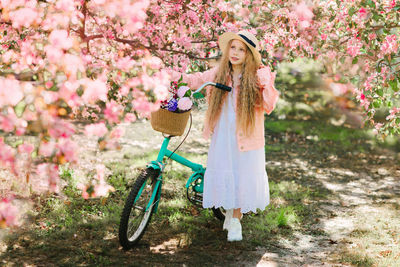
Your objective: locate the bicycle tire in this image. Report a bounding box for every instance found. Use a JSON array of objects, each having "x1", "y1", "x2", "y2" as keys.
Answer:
[
  {"x1": 119, "y1": 168, "x2": 160, "y2": 249},
  {"x1": 211, "y1": 207, "x2": 226, "y2": 221}
]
